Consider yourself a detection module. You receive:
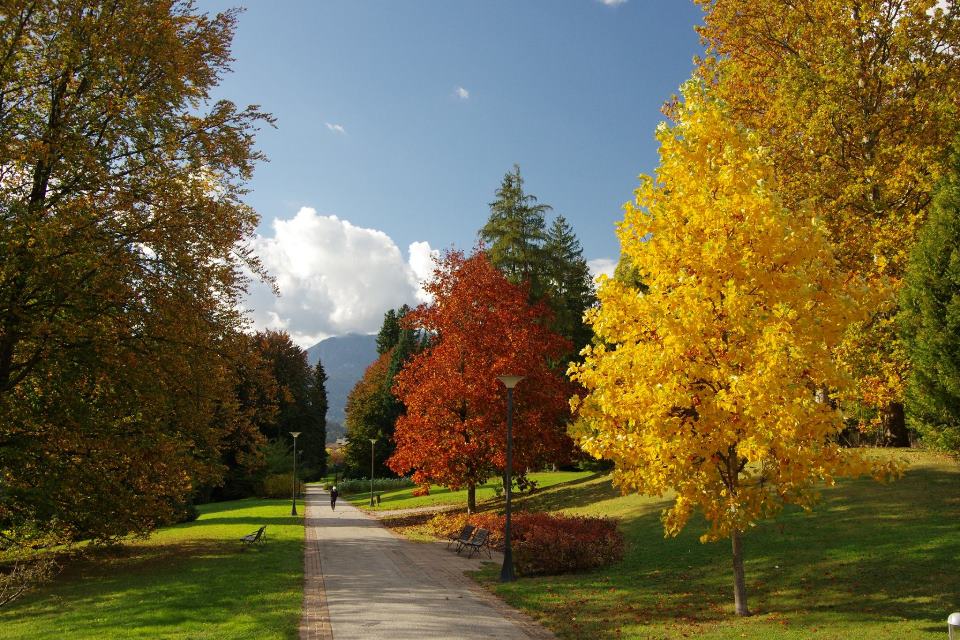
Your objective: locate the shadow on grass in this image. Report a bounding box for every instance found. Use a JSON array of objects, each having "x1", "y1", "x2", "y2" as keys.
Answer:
[{"x1": 488, "y1": 460, "x2": 960, "y2": 639}]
